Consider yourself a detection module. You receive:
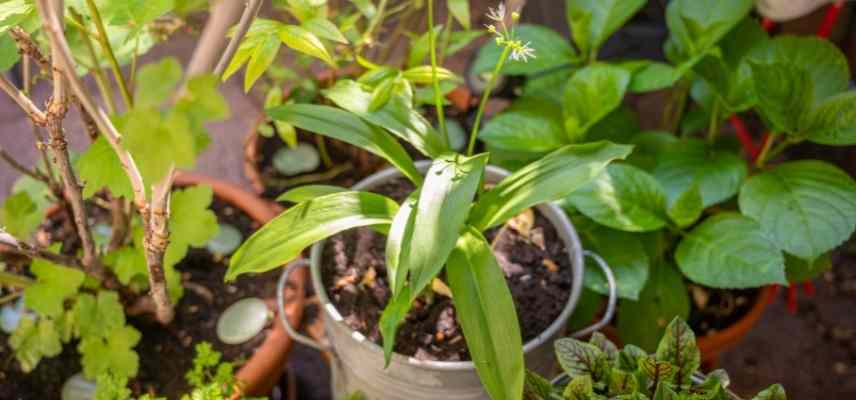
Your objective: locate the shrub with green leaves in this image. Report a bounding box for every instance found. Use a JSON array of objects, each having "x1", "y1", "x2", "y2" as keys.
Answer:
[
  {"x1": 472, "y1": 0, "x2": 856, "y2": 350},
  {"x1": 524, "y1": 318, "x2": 786, "y2": 400}
]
